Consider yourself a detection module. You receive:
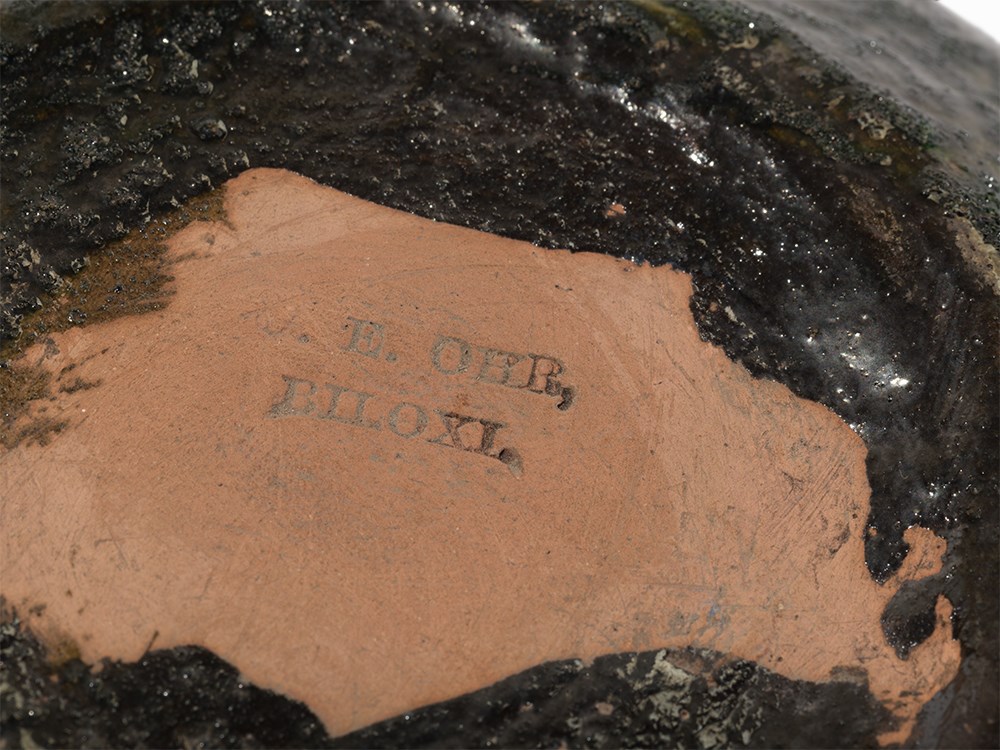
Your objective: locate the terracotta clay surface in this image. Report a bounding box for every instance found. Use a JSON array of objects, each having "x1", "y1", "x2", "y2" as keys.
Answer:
[{"x1": 1, "y1": 169, "x2": 958, "y2": 741}]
